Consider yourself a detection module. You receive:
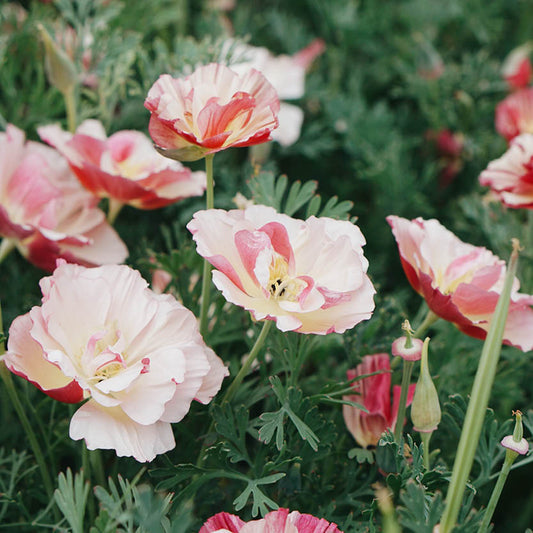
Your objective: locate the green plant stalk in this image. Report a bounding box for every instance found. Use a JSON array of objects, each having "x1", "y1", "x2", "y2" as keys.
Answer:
[
  {"x1": 222, "y1": 320, "x2": 272, "y2": 404},
  {"x1": 107, "y1": 198, "x2": 124, "y2": 225},
  {"x1": 64, "y1": 86, "x2": 77, "y2": 133},
  {"x1": 0, "y1": 238, "x2": 15, "y2": 265},
  {"x1": 393, "y1": 360, "x2": 414, "y2": 443},
  {"x1": 439, "y1": 242, "x2": 520, "y2": 533},
  {"x1": 477, "y1": 450, "x2": 516, "y2": 533},
  {"x1": 421, "y1": 431, "x2": 431, "y2": 470},
  {"x1": 413, "y1": 309, "x2": 439, "y2": 339},
  {"x1": 199, "y1": 154, "x2": 215, "y2": 338}
]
